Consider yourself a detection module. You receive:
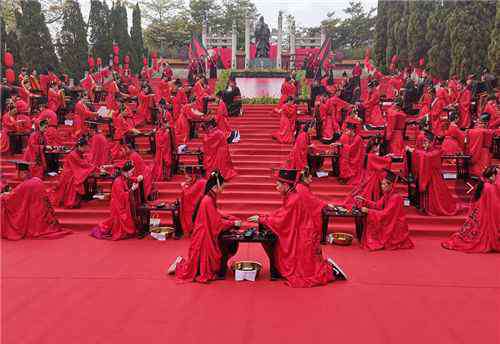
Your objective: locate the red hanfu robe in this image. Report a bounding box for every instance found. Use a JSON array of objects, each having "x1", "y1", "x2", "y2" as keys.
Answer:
[
  {"x1": 413, "y1": 148, "x2": 459, "y2": 216},
  {"x1": 203, "y1": 128, "x2": 237, "y2": 180},
  {"x1": 467, "y1": 128, "x2": 492, "y2": 176},
  {"x1": 112, "y1": 111, "x2": 134, "y2": 141},
  {"x1": 128, "y1": 151, "x2": 154, "y2": 197},
  {"x1": 52, "y1": 150, "x2": 95, "y2": 208},
  {"x1": 442, "y1": 181, "x2": 500, "y2": 253},
  {"x1": 430, "y1": 89, "x2": 448, "y2": 136},
  {"x1": 38, "y1": 108, "x2": 58, "y2": 127},
  {"x1": 74, "y1": 100, "x2": 96, "y2": 138},
  {"x1": 295, "y1": 183, "x2": 327, "y2": 232},
  {"x1": 416, "y1": 90, "x2": 432, "y2": 120},
  {"x1": 179, "y1": 178, "x2": 207, "y2": 236},
  {"x1": 0, "y1": 114, "x2": 17, "y2": 153},
  {"x1": 215, "y1": 101, "x2": 231, "y2": 137},
  {"x1": 23, "y1": 131, "x2": 46, "y2": 179},
  {"x1": 89, "y1": 133, "x2": 110, "y2": 167},
  {"x1": 259, "y1": 190, "x2": 334, "y2": 288},
  {"x1": 338, "y1": 134, "x2": 364, "y2": 183},
  {"x1": 47, "y1": 88, "x2": 63, "y2": 112},
  {"x1": 172, "y1": 89, "x2": 188, "y2": 119},
  {"x1": 151, "y1": 127, "x2": 174, "y2": 181},
  {"x1": 104, "y1": 80, "x2": 120, "y2": 111},
  {"x1": 362, "y1": 189, "x2": 414, "y2": 250},
  {"x1": 175, "y1": 105, "x2": 192, "y2": 145},
  {"x1": 441, "y1": 123, "x2": 465, "y2": 155},
  {"x1": 285, "y1": 131, "x2": 310, "y2": 171},
  {"x1": 135, "y1": 91, "x2": 154, "y2": 125},
  {"x1": 278, "y1": 81, "x2": 297, "y2": 105},
  {"x1": 176, "y1": 192, "x2": 236, "y2": 283},
  {"x1": 92, "y1": 175, "x2": 137, "y2": 240},
  {"x1": 272, "y1": 103, "x2": 297, "y2": 144},
  {"x1": 458, "y1": 88, "x2": 472, "y2": 128},
  {"x1": 363, "y1": 87, "x2": 385, "y2": 126},
  {"x1": 45, "y1": 125, "x2": 62, "y2": 147},
  {"x1": 342, "y1": 153, "x2": 392, "y2": 209},
  {"x1": 385, "y1": 105, "x2": 406, "y2": 155},
  {"x1": 1, "y1": 177, "x2": 72, "y2": 240}
]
